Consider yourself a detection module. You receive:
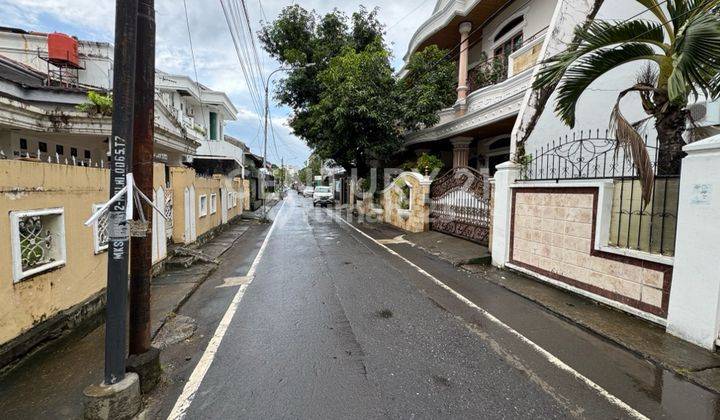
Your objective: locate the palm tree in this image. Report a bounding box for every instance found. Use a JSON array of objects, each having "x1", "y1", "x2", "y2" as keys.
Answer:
[{"x1": 533, "y1": 0, "x2": 720, "y2": 205}]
